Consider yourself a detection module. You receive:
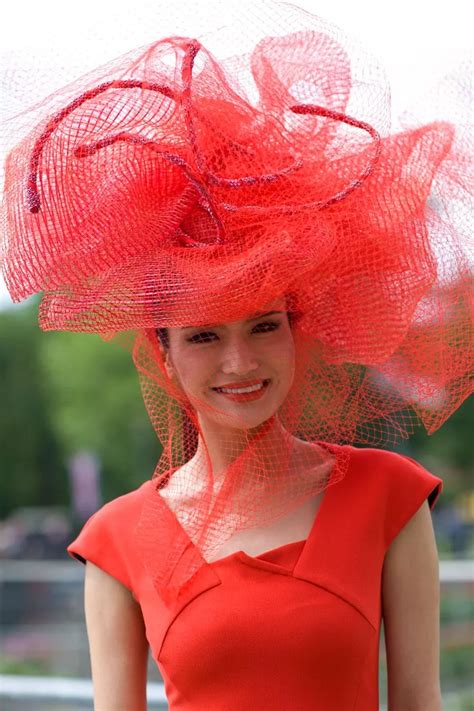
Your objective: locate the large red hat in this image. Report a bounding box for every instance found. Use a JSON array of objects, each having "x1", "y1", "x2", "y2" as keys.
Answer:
[{"x1": 1, "y1": 3, "x2": 472, "y2": 605}]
